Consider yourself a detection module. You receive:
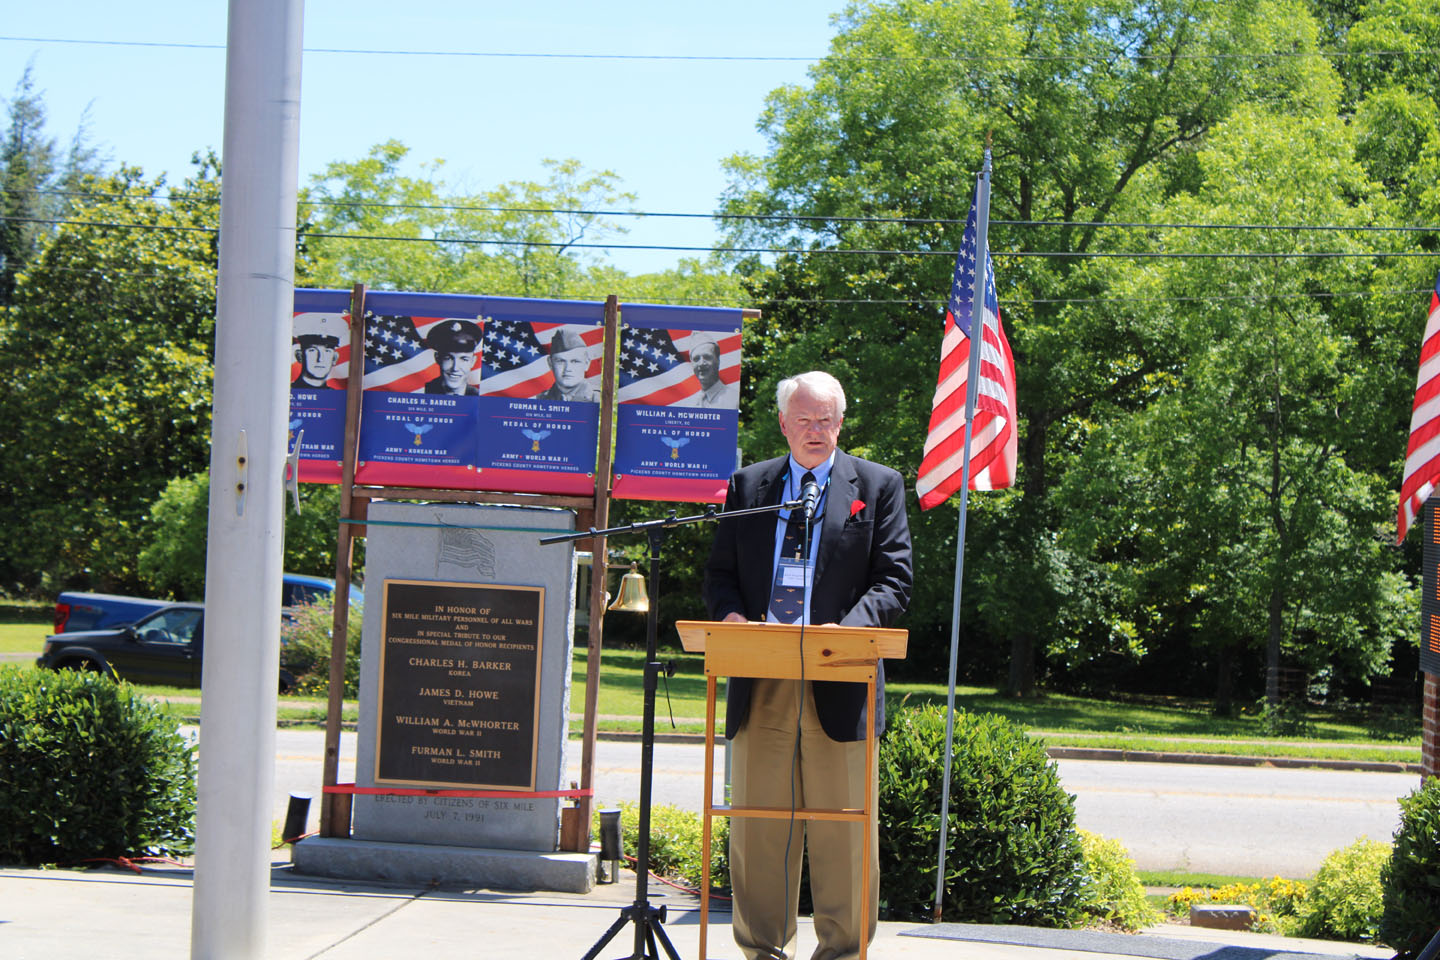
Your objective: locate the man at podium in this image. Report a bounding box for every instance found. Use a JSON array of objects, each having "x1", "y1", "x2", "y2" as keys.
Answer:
[{"x1": 703, "y1": 370, "x2": 913, "y2": 960}]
